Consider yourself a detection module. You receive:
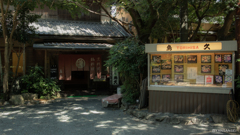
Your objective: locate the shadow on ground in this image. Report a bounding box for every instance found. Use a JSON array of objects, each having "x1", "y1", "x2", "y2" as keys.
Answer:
[{"x1": 0, "y1": 97, "x2": 238, "y2": 135}]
